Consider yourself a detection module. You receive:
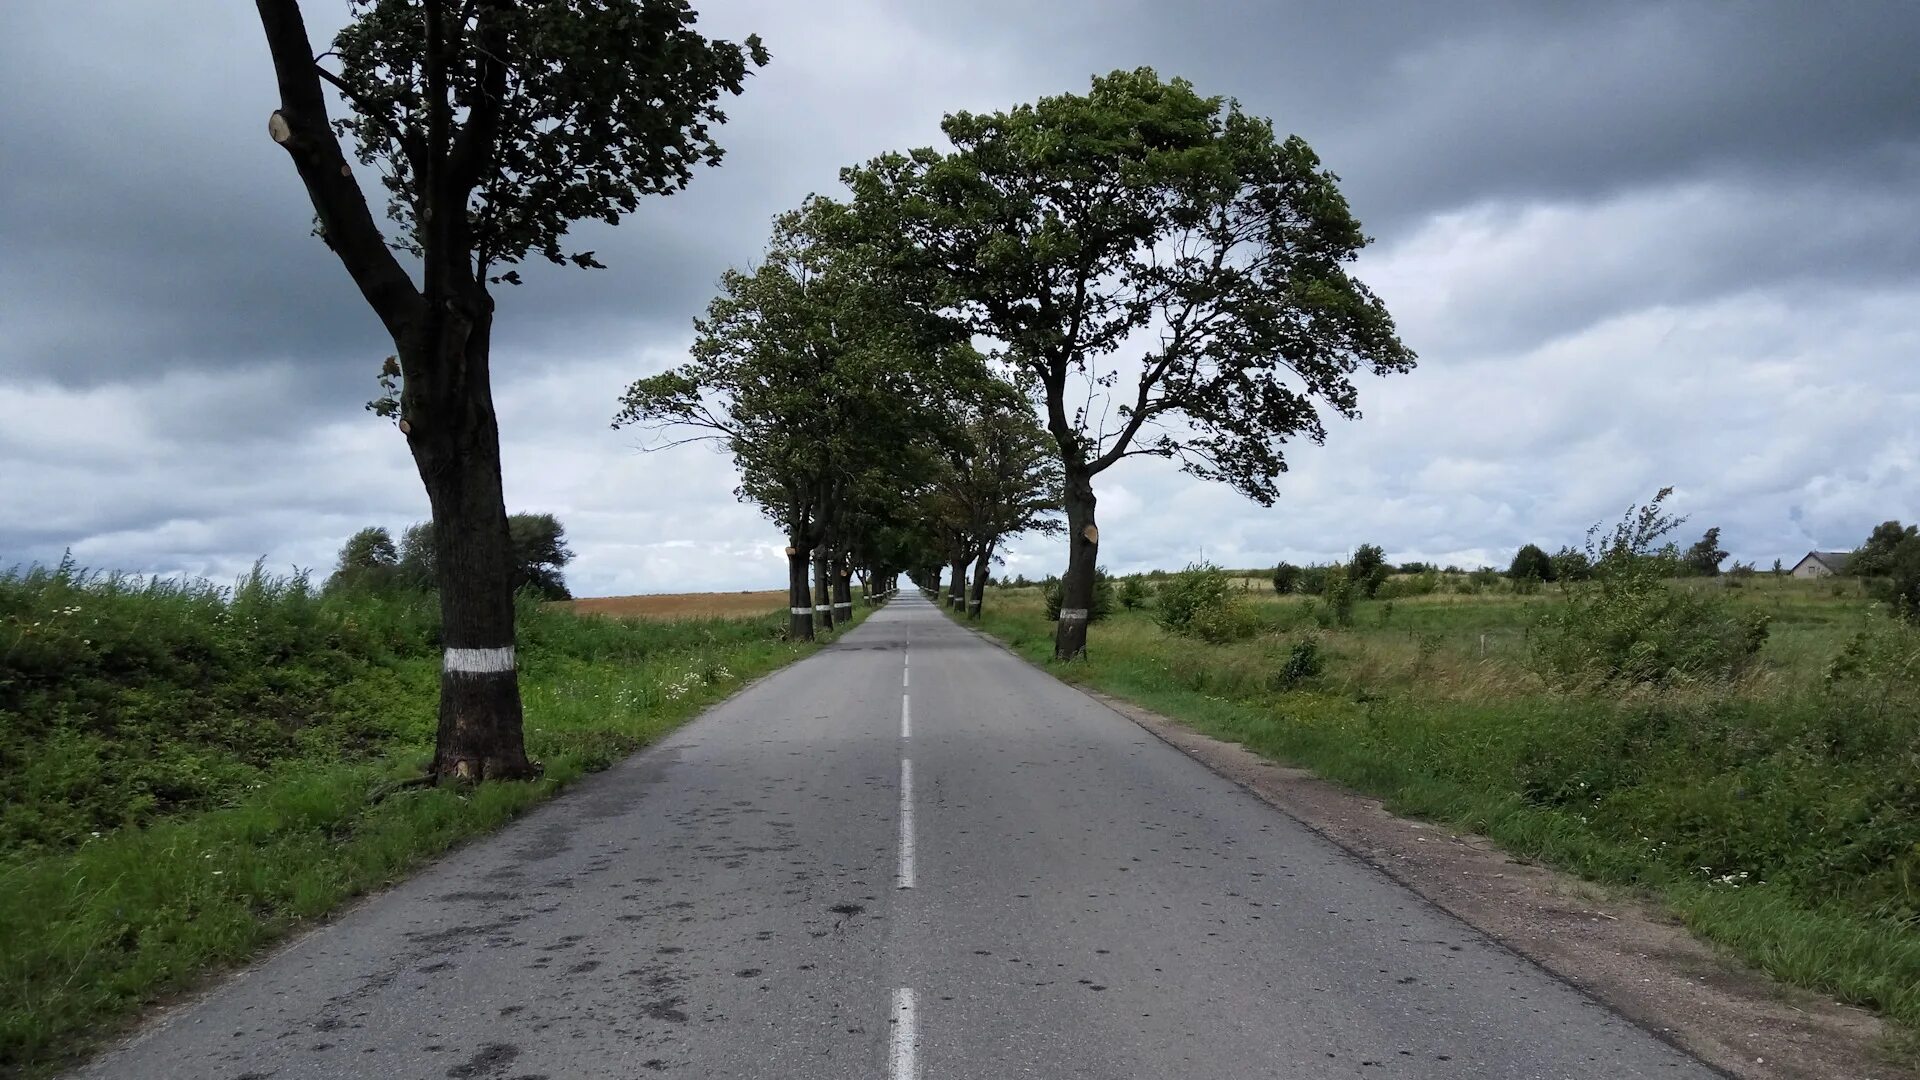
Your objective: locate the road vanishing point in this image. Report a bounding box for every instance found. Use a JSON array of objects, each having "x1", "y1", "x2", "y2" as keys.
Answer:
[{"x1": 79, "y1": 591, "x2": 1717, "y2": 1079}]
